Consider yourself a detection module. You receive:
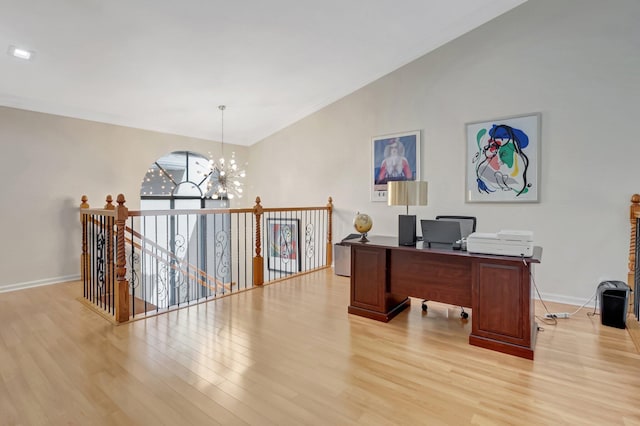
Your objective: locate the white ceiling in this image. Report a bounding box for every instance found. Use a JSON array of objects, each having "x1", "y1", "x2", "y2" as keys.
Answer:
[{"x1": 0, "y1": 0, "x2": 526, "y2": 146}]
